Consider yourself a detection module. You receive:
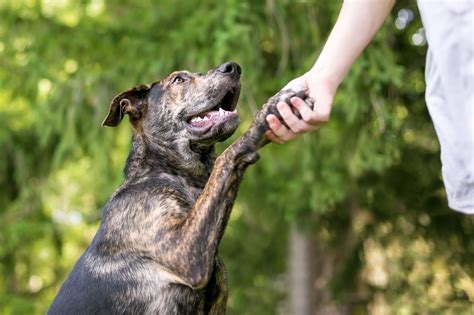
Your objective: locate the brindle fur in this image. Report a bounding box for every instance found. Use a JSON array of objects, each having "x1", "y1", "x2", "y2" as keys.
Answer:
[{"x1": 48, "y1": 62, "x2": 312, "y2": 314}]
